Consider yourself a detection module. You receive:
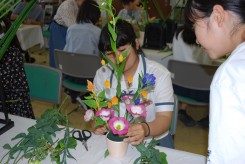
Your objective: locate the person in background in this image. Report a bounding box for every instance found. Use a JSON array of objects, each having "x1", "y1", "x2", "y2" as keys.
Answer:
[
  {"x1": 0, "y1": 17, "x2": 34, "y2": 119},
  {"x1": 185, "y1": 0, "x2": 245, "y2": 163},
  {"x1": 172, "y1": 25, "x2": 211, "y2": 128},
  {"x1": 63, "y1": 0, "x2": 101, "y2": 103},
  {"x1": 11, "y1": 0, "x2": 44, "y2": 26},
  {"x1": 49, "y1": 0, "x2": 84, "y2": 67},
  {"x1": 94, "y1": 19, "x2": 175, "y2": 148},
  {"x1": 117, "y1": 0, "x2": 149, "y2": 32},
  {"x1": 11, "y1": 0, "x2": 44, "y2": 63}
]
